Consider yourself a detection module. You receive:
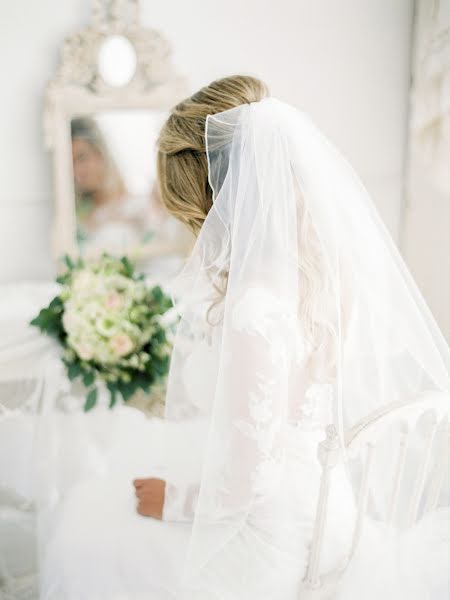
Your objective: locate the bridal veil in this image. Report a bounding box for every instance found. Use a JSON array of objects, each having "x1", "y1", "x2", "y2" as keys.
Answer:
[
  {"x1": 0, "y1": 97, "x2": 448, "y2": 599},
  {"x1": 162, "y1": 97, "x2": 449, "y2": 594}
]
